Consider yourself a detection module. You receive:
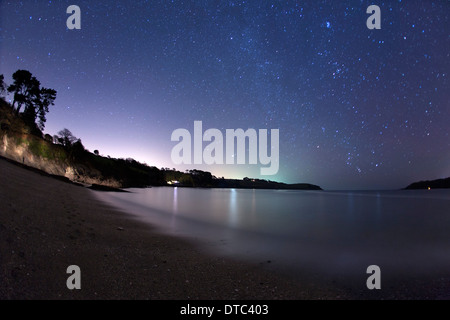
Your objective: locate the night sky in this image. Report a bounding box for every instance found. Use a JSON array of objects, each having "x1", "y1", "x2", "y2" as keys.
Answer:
[{"x1": 0, "y1": 1, "x2": 448, "y2": 190}]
